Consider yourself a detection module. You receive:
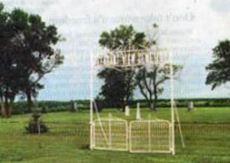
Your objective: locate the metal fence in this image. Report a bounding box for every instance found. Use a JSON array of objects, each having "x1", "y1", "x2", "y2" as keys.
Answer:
[{"x1": 1, "y1": 121, "x2": 229, "y2": 156}]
